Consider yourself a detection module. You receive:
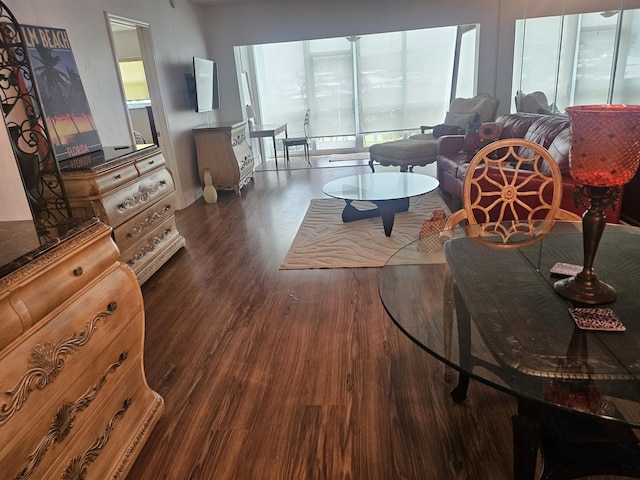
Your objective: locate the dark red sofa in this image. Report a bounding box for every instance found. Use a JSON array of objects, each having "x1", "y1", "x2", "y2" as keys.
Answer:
[{"x1": 436, "y1": 113, "x2": 623, "y2": 223}]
